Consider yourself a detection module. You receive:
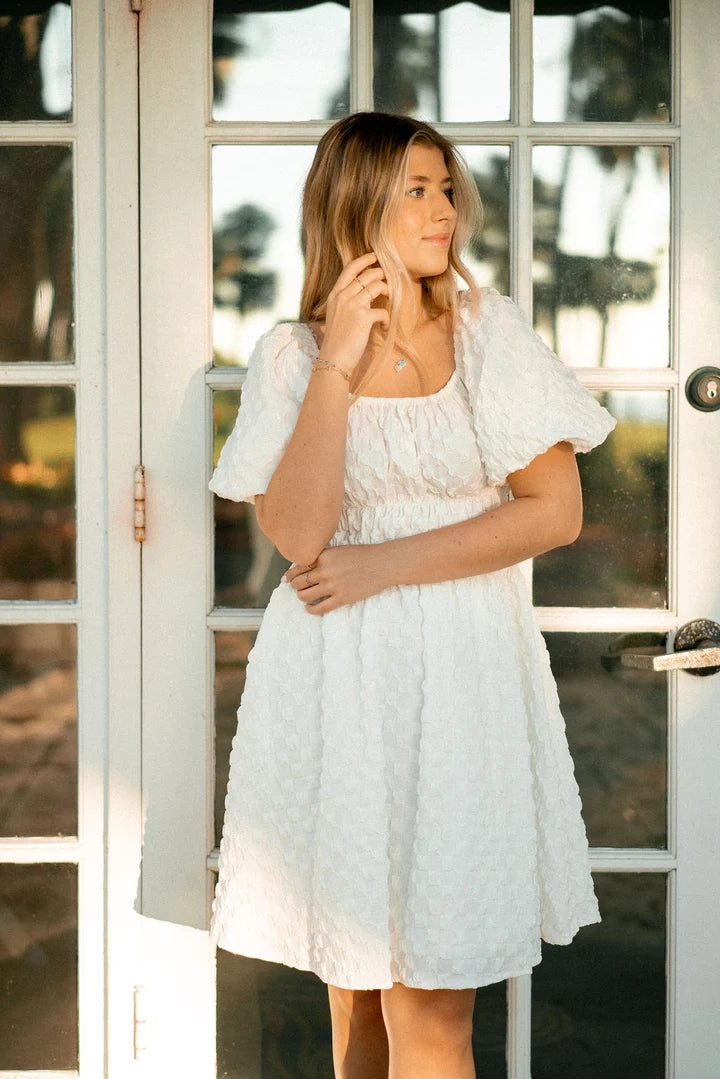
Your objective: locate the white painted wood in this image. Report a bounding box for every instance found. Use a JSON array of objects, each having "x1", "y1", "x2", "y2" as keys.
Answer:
[
  {"x1": 506, "y1": 975, "x2": 532, "y2": 1079},
  {"x1": 102, "y1": 0, "x2": 145, "y2": 1074},
  {"x1": 136, "y1": 0, "x2": 216, "y2": 1072},
  {"x1": 673, "y1": 5, "x2": 720, "y2": 1073}
]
